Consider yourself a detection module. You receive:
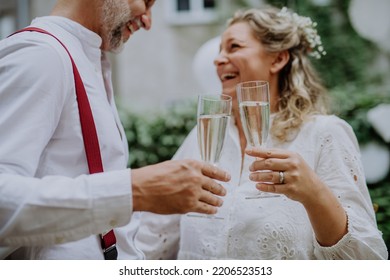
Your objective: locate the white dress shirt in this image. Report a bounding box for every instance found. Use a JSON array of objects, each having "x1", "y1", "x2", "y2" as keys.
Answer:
[
  {"x1": 135, "y1": 115, "x2": 388, "y2": 259},
  {"x1": 0, "y1": 16, "x2": 144, "y2": 259}
]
